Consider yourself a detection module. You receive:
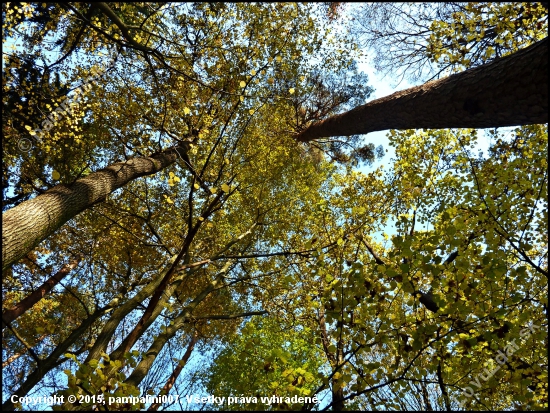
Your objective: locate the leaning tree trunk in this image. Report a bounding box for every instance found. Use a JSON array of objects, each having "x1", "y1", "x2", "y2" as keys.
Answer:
[
  {"x1": 2, "y1": 144, "x2": 188, "y2": 272},
  {"x1": 2, "y1": 255, "x2": 82, "y2": 329},
  {"x1": 296, "y1": 37, "x2": 548, "y2": 142},
  {"x1": 147, "y1": 331, "x2": 198, "y2": 411},
  {"x1": 1, "y1": 297, "x2": 121, "y2": 411}
]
